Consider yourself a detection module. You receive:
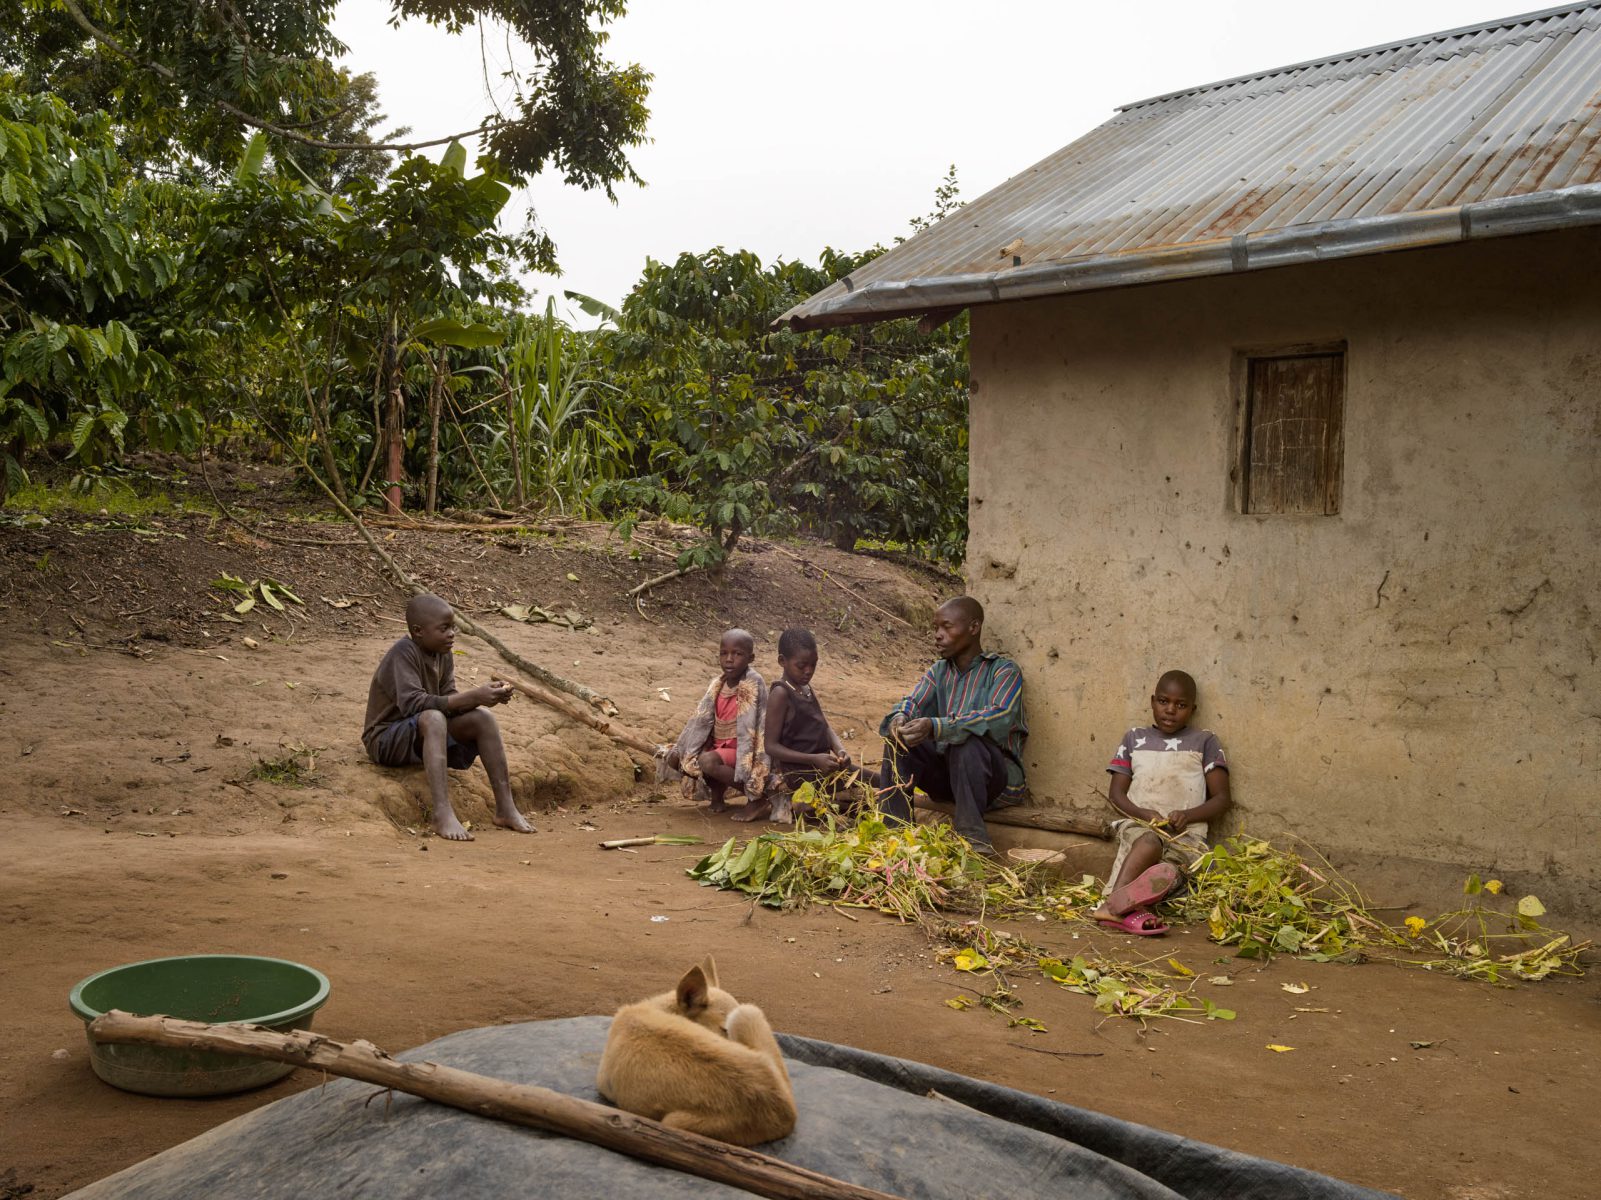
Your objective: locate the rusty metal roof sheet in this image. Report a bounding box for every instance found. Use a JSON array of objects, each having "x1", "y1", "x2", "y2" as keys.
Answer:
[{"x1": 779, "y1": 3, "x2": 1601, "y2": 329}]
